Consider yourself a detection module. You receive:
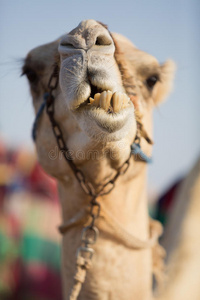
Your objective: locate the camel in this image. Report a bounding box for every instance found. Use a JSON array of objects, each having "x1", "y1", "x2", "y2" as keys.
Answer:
[
  {"x1": 157, "y1": 156, "x2": 200, "y2": 300},
  {"x1": 22, "y1": 20, "x2": 175, "y2": 300}
]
